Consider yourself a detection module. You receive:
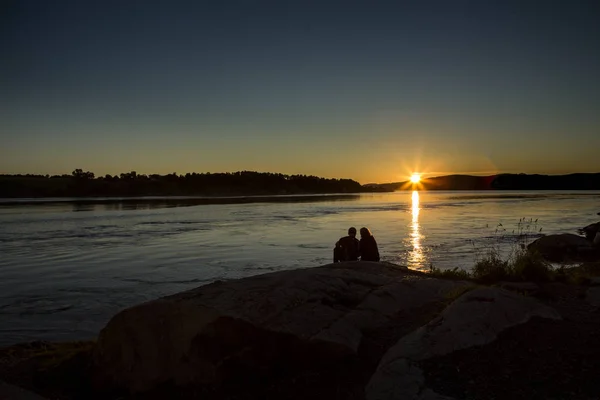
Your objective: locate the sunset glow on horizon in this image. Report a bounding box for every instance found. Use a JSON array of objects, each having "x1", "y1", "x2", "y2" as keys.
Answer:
[{"x1": 2, "y1": 1, "x2": 600, "y2": 183}]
